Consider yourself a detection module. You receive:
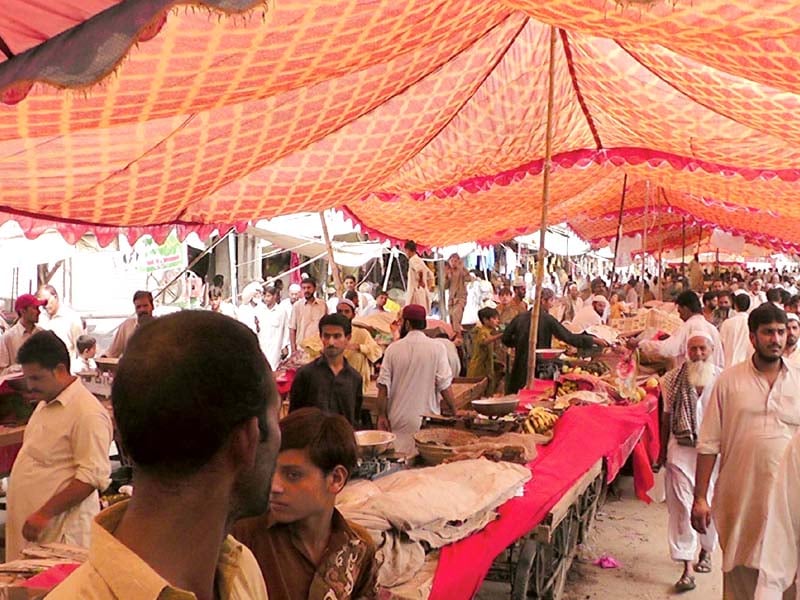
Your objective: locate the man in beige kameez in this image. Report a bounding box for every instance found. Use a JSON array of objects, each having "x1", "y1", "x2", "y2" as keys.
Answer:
[
  {"x1": 692, "y1": 303, "x2": 800, "y2": 600},
  {"x1": 445, "y1": 253, "x2": 469, "y2": 335},
  {"x1": 7, "y1": 331, "x2": 112, "y2": 560},
  {"x1": 403, "y1": 240, "x2": 433, "y2": 312}
]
